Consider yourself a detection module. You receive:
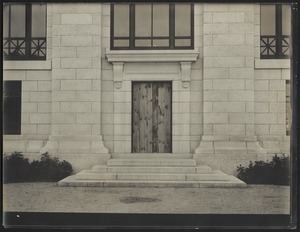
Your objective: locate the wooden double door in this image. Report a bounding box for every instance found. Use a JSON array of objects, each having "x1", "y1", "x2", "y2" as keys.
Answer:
[{"x1": 132, "y1": 82, "x2": 172, "y2": 153}]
